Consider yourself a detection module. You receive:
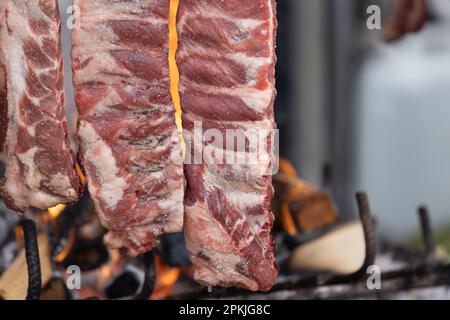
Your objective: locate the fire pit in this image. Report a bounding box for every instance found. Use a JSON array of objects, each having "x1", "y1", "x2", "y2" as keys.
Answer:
[{"x1": 1, "y1": 188, "x2": 449, "y2": 300}]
